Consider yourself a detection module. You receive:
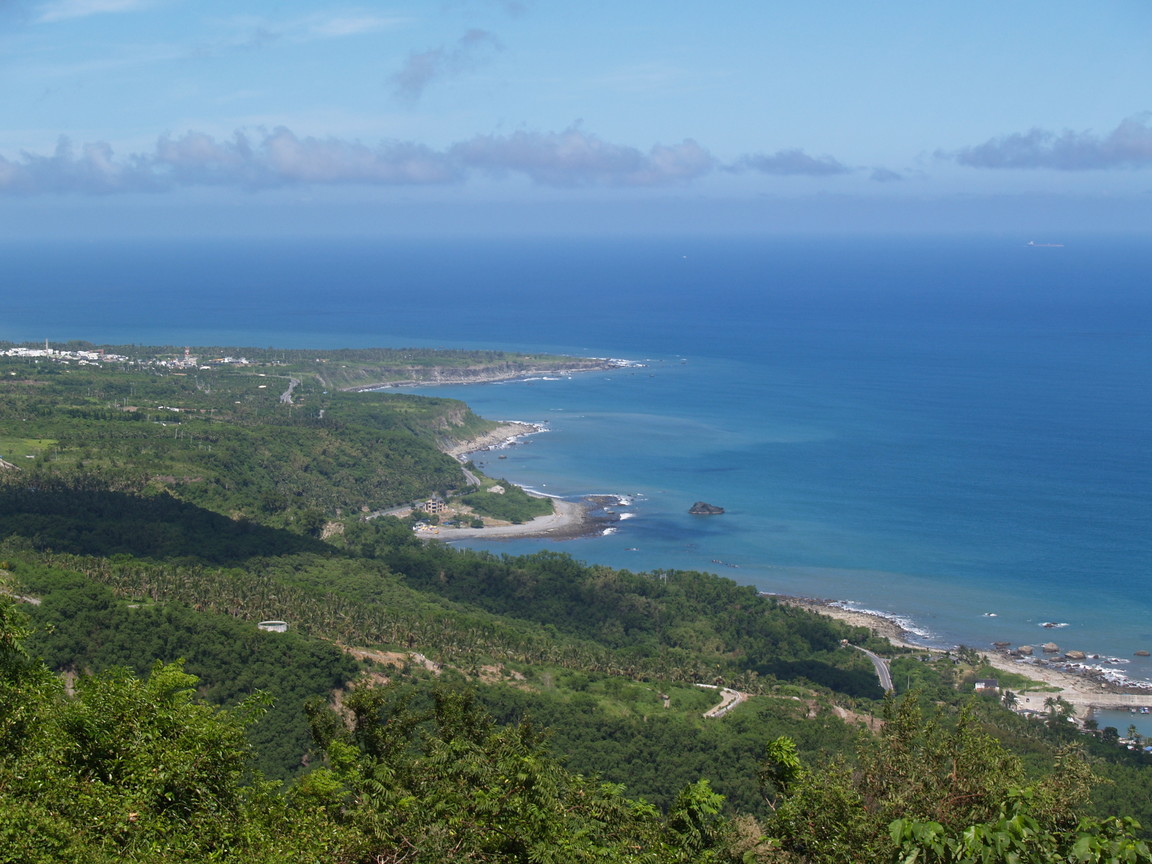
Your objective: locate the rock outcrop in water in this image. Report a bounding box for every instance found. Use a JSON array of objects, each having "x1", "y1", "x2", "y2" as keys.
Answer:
[{"x1": 689, "y1": 501, "x2": 725, "y2": 515}]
